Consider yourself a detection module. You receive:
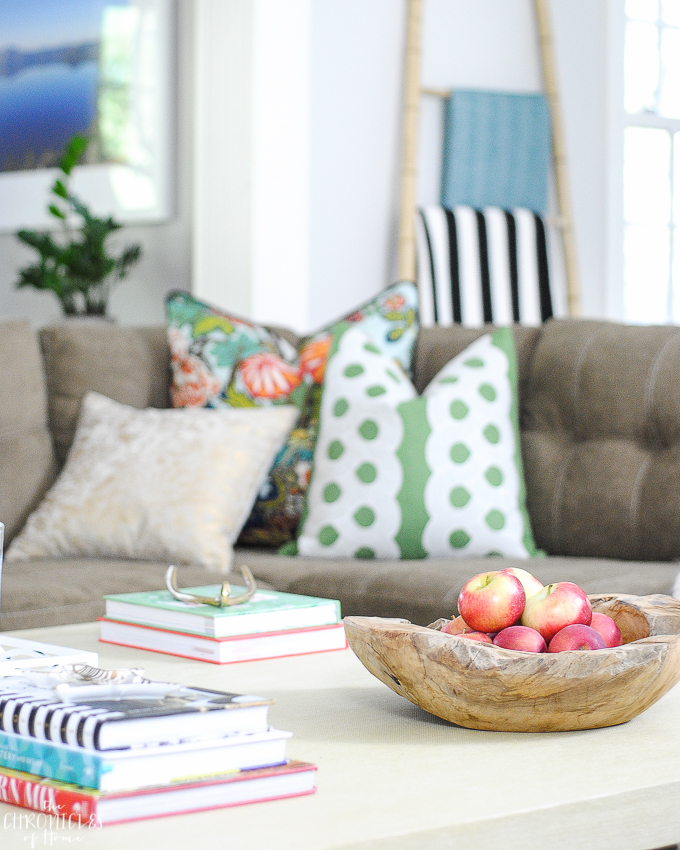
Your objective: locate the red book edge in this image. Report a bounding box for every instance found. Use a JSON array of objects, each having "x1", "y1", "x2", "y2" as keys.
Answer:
[
  {"x1": 98, "y1": 619, "x2": 348, "y2": 665},
  {"x1": 98, "y1": 618, "x2": 347, "y2": 642},
  {"x1": 0, "y1": 760, "x2": 318, "y2": 826}
]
